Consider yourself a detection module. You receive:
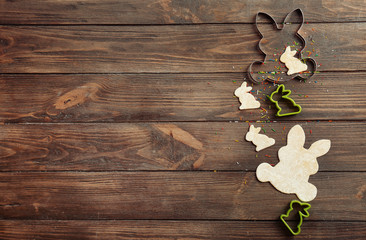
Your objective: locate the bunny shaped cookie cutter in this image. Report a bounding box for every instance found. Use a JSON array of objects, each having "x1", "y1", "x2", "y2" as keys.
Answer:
[
  {"x1": 280, "y1": 200, "x2": 311, "y2": 235},
  {"x1": 248, "y1": 9, "x2": 317, "y2": 84},
  {"x1": 268, "y1": 84, "x2": 302, "y2": 117}
]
